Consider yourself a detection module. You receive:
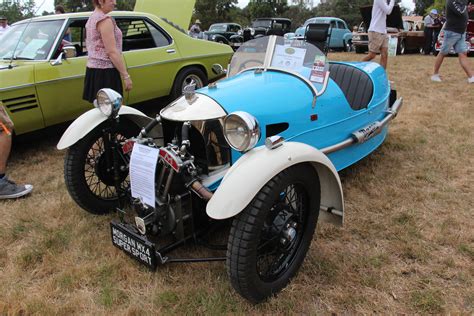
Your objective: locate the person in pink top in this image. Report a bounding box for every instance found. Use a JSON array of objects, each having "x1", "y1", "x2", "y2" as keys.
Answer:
[{"x1": 83, "y1": 0, "x2": 132, "y2": 103}]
